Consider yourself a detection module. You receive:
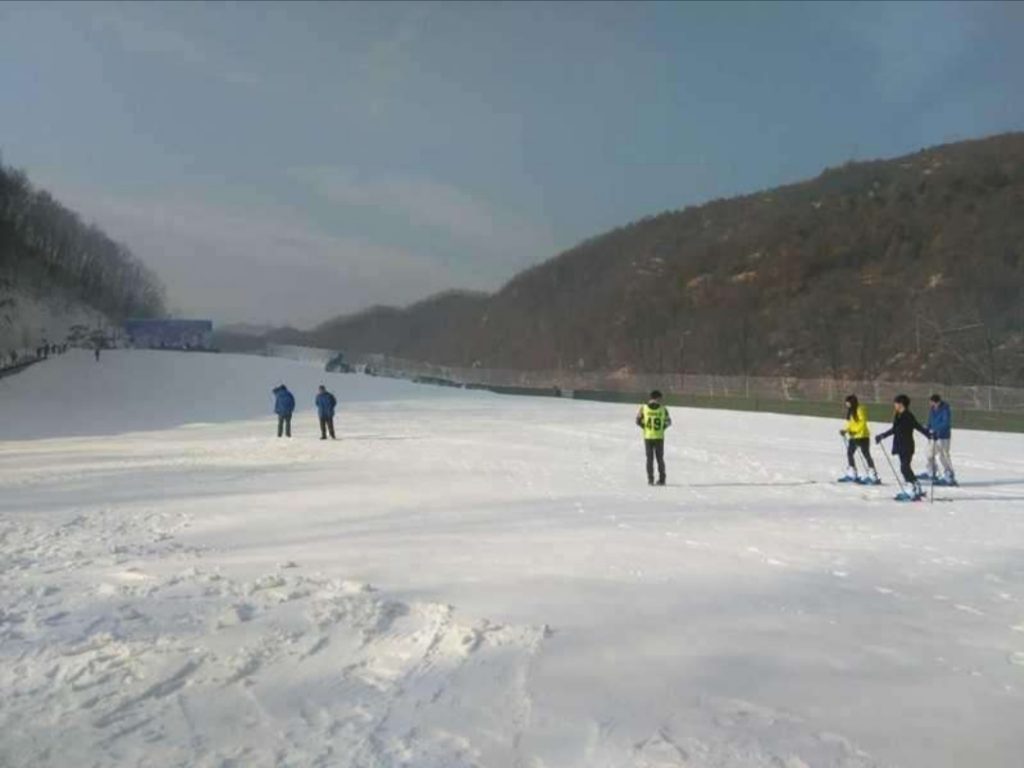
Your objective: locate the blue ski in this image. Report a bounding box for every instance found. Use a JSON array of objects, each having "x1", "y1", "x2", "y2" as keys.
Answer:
[{"x1": 894, "y1": 491, "x2": 923, "y2": 502}]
